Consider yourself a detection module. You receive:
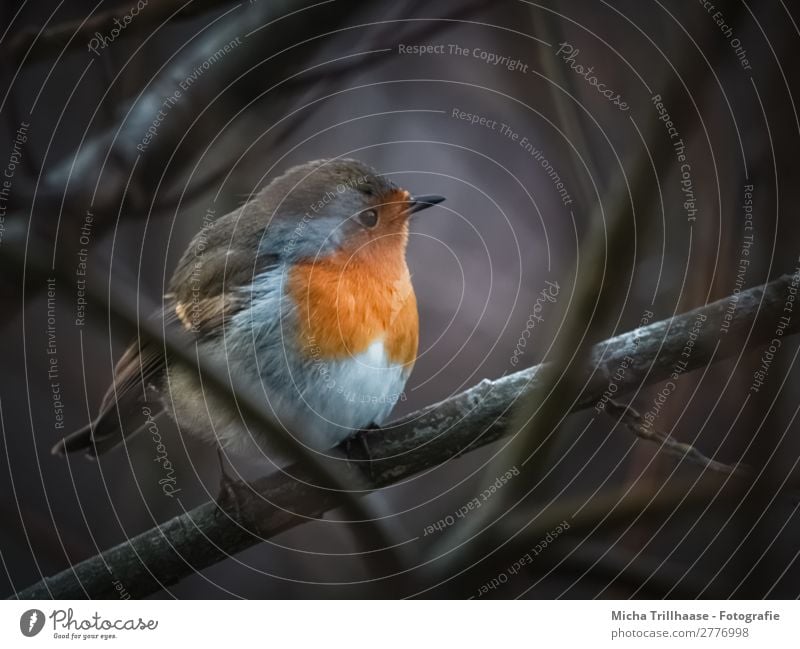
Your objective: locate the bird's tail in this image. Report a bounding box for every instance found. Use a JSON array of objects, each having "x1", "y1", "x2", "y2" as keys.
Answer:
[
  {"x1": 51, "y1": 336, "x2": 168, "y2": 459},
  {"x1": 50, "y1": 423, "x2": 96, "y2": 457},
  {"x1": 50, "y1": 405, "x2": 163, "y2": 458}
]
